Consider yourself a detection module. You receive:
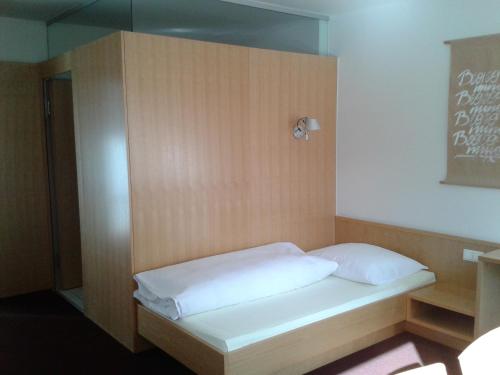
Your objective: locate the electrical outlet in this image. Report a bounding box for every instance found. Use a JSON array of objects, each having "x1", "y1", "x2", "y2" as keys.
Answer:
[{"x1": 463, "y1": 249, "x2": 484, "y2": 263}]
